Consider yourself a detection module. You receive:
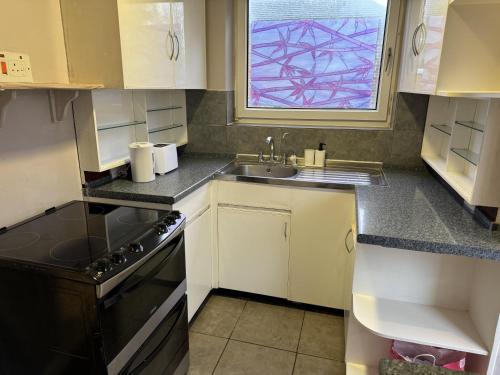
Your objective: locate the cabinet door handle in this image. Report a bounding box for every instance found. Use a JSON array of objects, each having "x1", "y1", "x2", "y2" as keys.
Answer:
[
  {"x1": 411, "y1": 24, "x2": 420, "y2": 57},
  {"x1": 168, "y1": 31, "x2": 175, "y2": 61},
  {"x1": 345, "y1": 229, "x2": 353, "y2": 254},
  {"x1": 174, "y1": 33, "x2": 180, "y2": 61},
  {"x1": 416, "y1": 23, "x2": 427, "y2": 56},
  {"x1": 283, "y1": 222, "x2": 288, "y2": 241}
]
